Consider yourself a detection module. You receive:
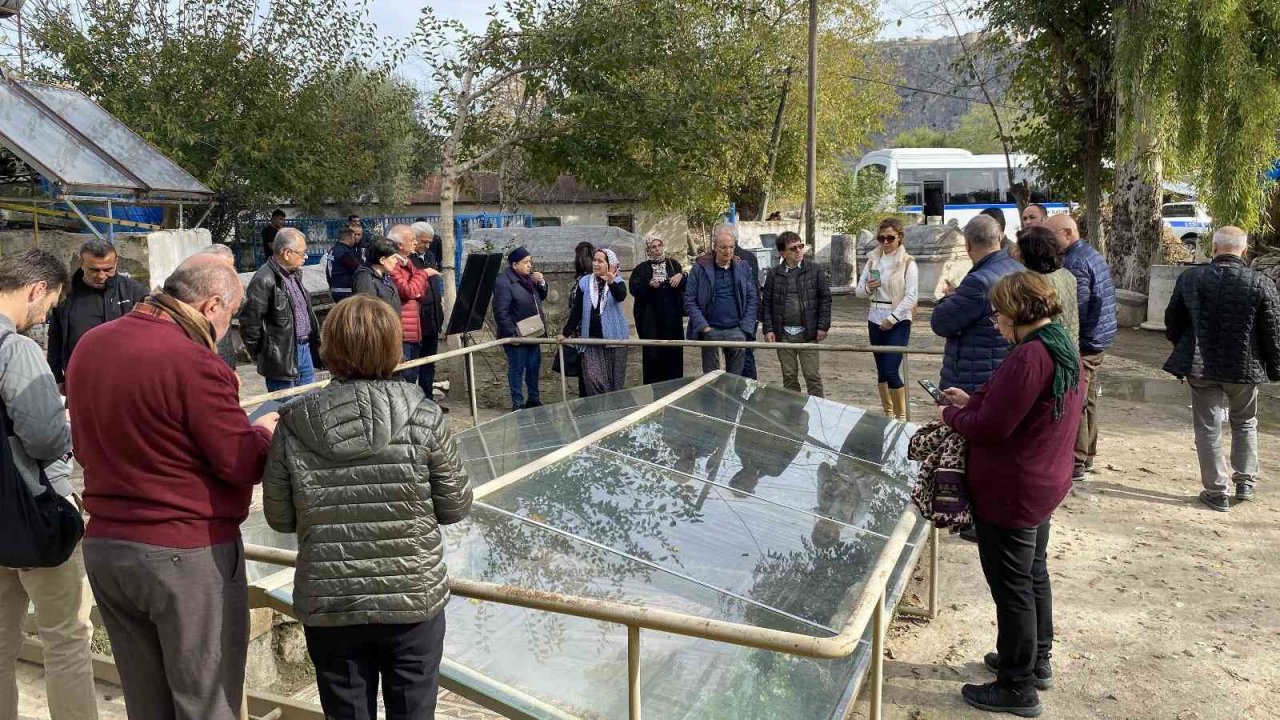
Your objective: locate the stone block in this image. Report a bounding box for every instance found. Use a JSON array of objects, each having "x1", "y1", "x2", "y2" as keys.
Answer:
[
  {"x1": 1115, "y1": 289, "x2": 1148, "y2": 328},
  {"x1": 243, "y1": 626, "x2": 278, "y2": 690},
  {"x1": 829, "y1": 234, "x2": 858, "y2": 289},
  {"x1": 273, "y1": 619, "x2": 310, "y2": 668},
  {"x1": 1139, "y1": 264, "x2": 1191, "y2": 331}
]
